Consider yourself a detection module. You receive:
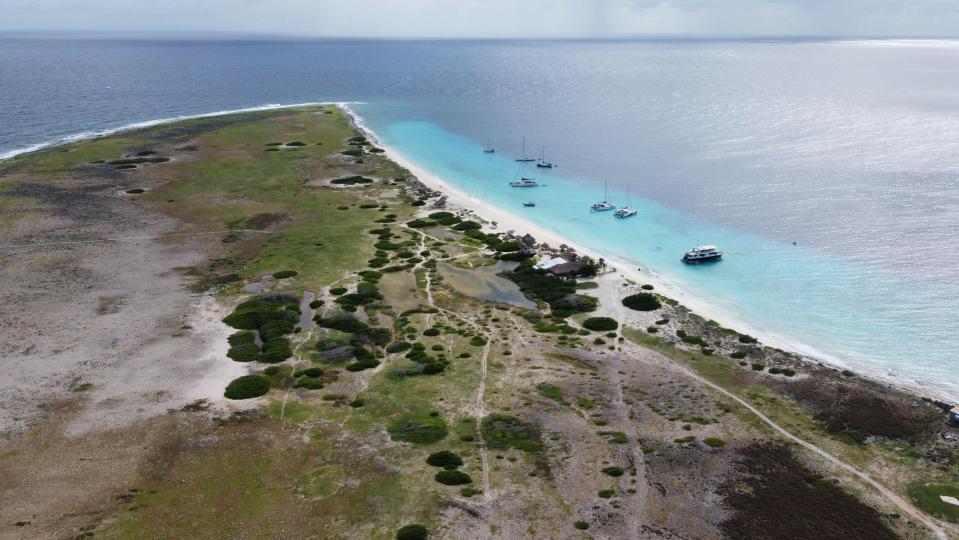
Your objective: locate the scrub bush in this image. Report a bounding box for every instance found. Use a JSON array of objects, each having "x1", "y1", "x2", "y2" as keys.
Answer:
[
  {"x1": 622, "y1": 293, "x2": 661, "y2": 311},
  {"x1": 224, "y1": 375, "x2": 271, "y2": 399}
]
